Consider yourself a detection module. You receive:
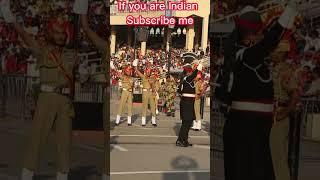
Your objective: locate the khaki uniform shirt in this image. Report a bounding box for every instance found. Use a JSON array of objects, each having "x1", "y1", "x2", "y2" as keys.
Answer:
[
  {"x1": 31, "y1": 44, "x2": 74, "y2": 88},
  {"x1": 272, "y1": 62, "x2": 298, "y2": 104},
  {"x1": 121, "y1": 75, "x2": 134, "y2": 91}
]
